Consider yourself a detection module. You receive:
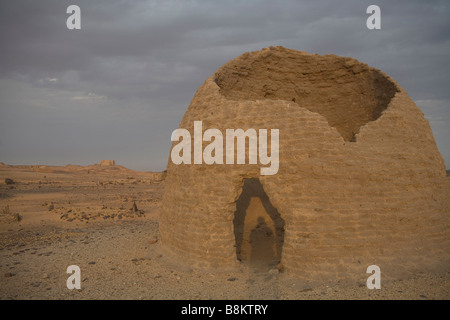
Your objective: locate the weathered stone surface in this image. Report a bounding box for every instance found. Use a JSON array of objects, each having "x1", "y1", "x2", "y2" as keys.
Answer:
[{"x1": 160, "y1": 46, "x2": 450, "y2": 281}]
